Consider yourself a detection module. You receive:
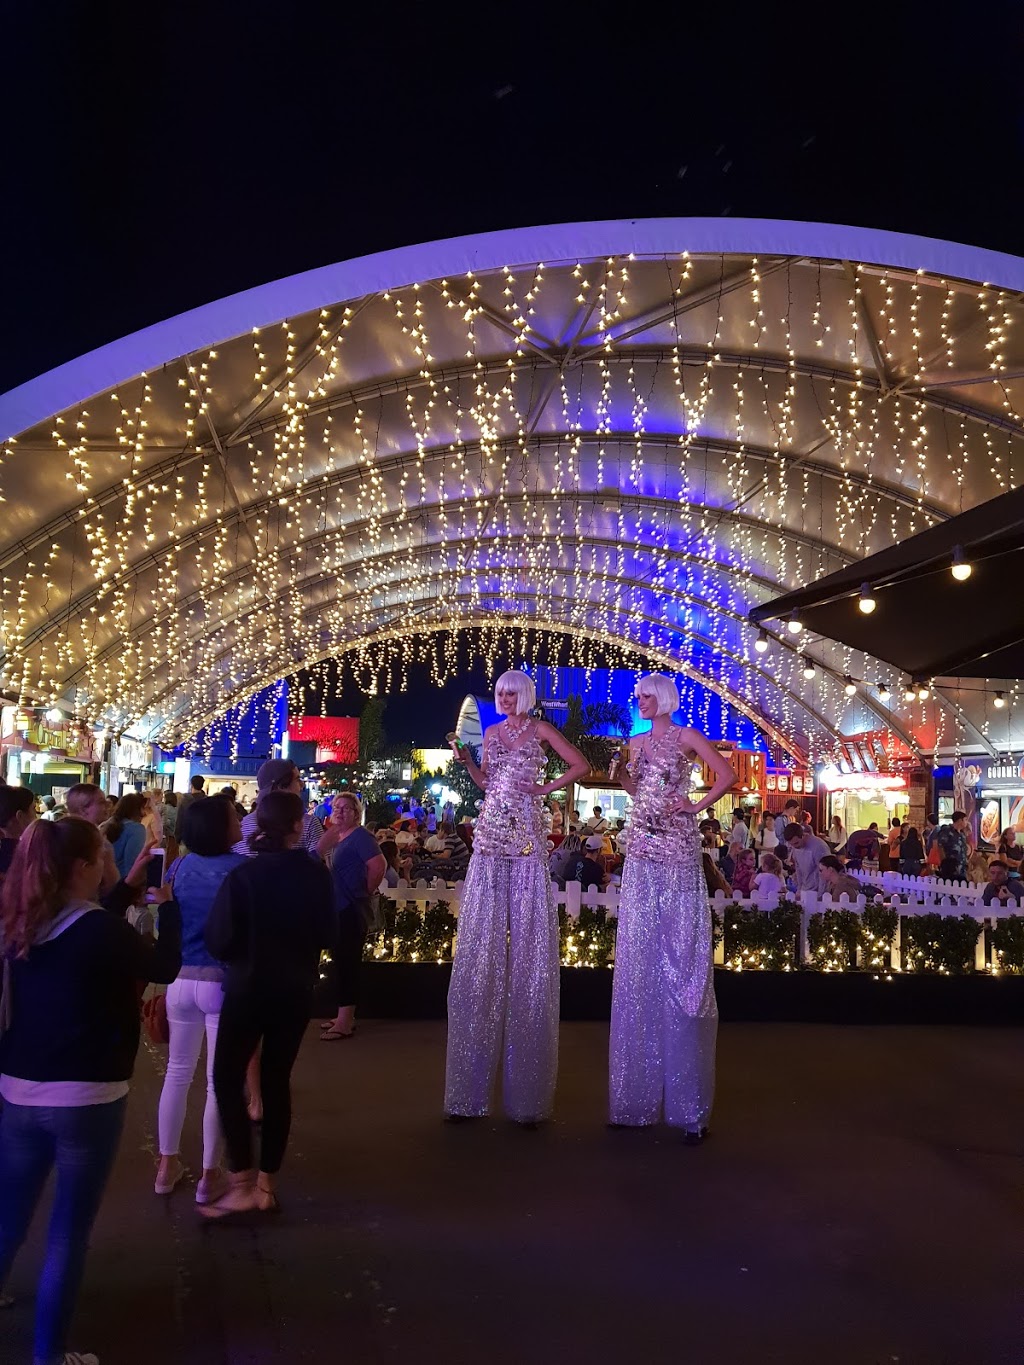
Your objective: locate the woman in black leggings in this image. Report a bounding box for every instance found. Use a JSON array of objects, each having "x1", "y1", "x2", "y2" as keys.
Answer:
[{"x1": 201, "y1": 791, "x2": 337, "y2": 1217}]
